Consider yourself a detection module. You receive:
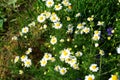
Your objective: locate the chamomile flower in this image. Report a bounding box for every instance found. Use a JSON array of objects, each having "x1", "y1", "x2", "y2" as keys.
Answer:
[
  {"x1": 89, "y1": 64, "x2": 99, "y2": 72},
  {"x1": 85, "y1": 74, "x2": 95, "y2": 80},
  {"x1": 92, "y1": 34, "x2": 100, "y2": 41},
  {"x1": 50, "y1": 36, "x2": 57, "y2": 45},
  {"x1": 77, "y1": 23, "x2": 84, "y2": 29},
  {"x1": 54, "y1": 4, "x2": 62, "y2": 11},
  {"x1": 21, "y1": 55, "x2": 28, "y2": 62},
  {"x1": 28, "y1": 21, "x2": 35, "y2": 27},
  {"x1": 24, "y1": 59, "x2": 32, "y2": 67},
  {"x1": 60, "y1": 39, "x2": 65, "y2": 43},
  {"x1": 25, "y1": 48, "x2": 32, "y2": 55},
  {"x1": 94, "y1": 30, "x2": 101, "y2": 35},
  {"x1": 75, "y1": 13, "x2": 81, "y2": 17},
  {"x1": 66, "y1": 16, "x2": 71, "y2": 21},
  {"x1": 108, "y1": 74, "x2": 118, "y2": 80},
  {"x1": 43, "y1": 53, "x2": 52, "y2": 60},
  {"x1": 71, "y1": 63, "x2": 79, "y2": 70},
  {"x1": 44, "y1": 11, "x2": 51, "y2": 18},
  {"x1": 59, "y1": 67, "x2": 67, "y2": 75},
  {"x1": 60, "y1": 49, "x2": 71, "y2": 58},
  {"x1": 87, "y1": 16, "x2": 94, "y2": 21},
  {"x1": 50, "y1": 57, "x2": 56, "y2": 62},
  {"x1": 53, "y1": 22, "x2": 62, "y2": 29},
  {"x1": 22, "y1": 27, "x2": 29, "y2": 34},
  {"x1": 116, "y1": 45, "x2": 120, "y2": 54},
  {"x1": 46, "y1": 0, "x2": 54, "y2": 8},
  {"x1": 75, "y1": 51, "x2": 83, "y2": 57},
  {"x1": 19, "y1": 70, "x2": 23, "y2": 75},
  {"x1": 54, "y1": 65, "x2": 61, "y2": 72},
  {"x1": 37, "y1": 14, "x2": 46, "y2": 23},
  {"x1": 40, "y1": 59, "x2": 47, "y2": 67},
  {"x1": 97, "y1": 21, "x2": 104, "y2": 26},
  {"x1": 99, "y1": 49, "x2": 104, "y2": 56},
  {"x1": 50, "y1": 13, "x2": 59, "y2": 22},
  {"x1": 14, "y1": 56, "x2": 19, "y2": 63},
  {"x1": 62, "y1": 0, "x2": 70, "y2": 6},
  {"x1": 95, "y1": 43, "x2": 99, "y2": 47},
  {"x1": 83, "y1": 27, "x2": 90, "y2": 34}
]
